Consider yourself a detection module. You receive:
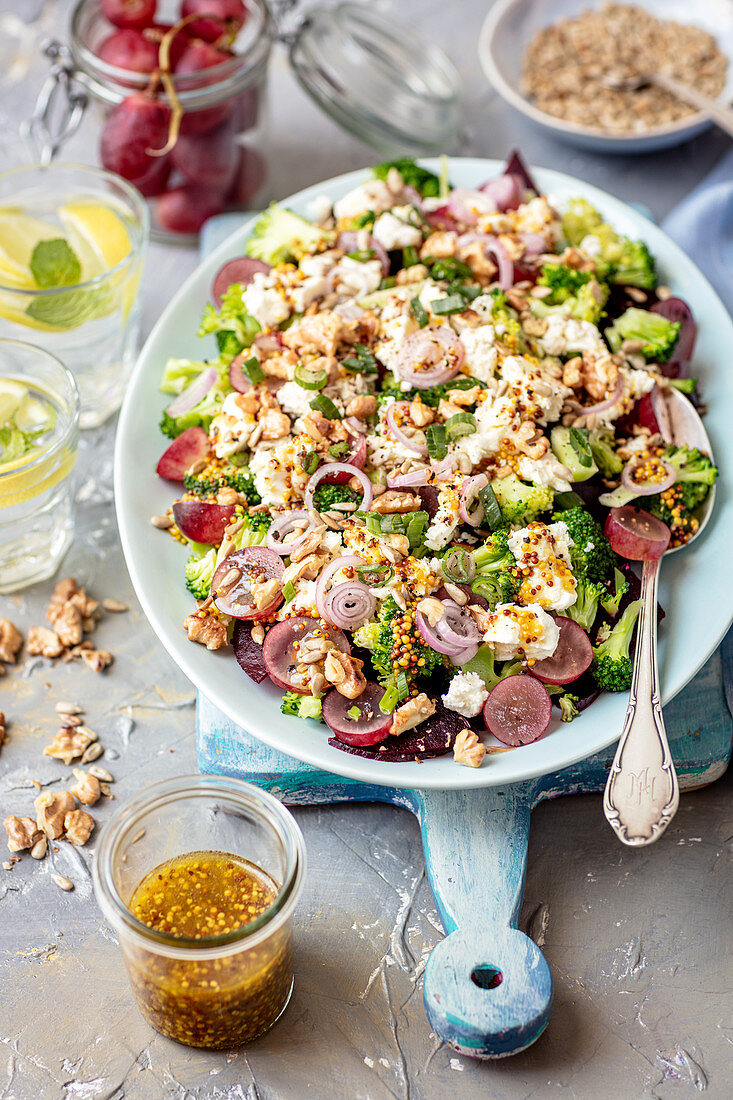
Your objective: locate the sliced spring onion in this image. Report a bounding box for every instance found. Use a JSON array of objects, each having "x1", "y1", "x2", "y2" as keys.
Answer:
[
  {"x1": 427, "y1": 256, "x2": 473, "y2": 282},
  {"x1": 356, "y1": 563, "x2": 394, "y2": 586},
  {"x1": 405, "y1": 511, "x2": 429, "y2": 549},
  {"x1": 395, "y1": 672, "x2": 409, "y2": 700},
  {"x1": 328, "y1": 441, "x2": 350, "y2": 459},
  {"x1": 425, "y1": 423, "x2": 448, "y2": 461},
  {"x1": 402, "y1": 245, "x2": 419, "y2": 268},
  {"x1": 380, "y1": 684, "x2": 399, "y2": 714},
  {"x1": 347, "y1": 705, "x2": 361, "y2": 720},
  {"x1": 432, "y1": 294, "x2": 467, "y2": 315},
  {"x1": 283, "y1": 581, "x2": 296, "y2": 603},
  {"x1": 478, "y1": 484, "x2": 503, "y2": 530},
  {"x1": 669, "y1": 377, "x2": 697, "y2": 394},
  {"x1": 304, "y1": 451, "x2": 320, "y2": 475},
  {"x1": 341, "y1": 343, "x2": 378, "y2": 374},
  {"x1": 346, "y1": 249, "x2": 375, "y2": 262},
  {"x1": 442, "y1": 548, "x2": 476, "y2": 585},
  {"x1": 294, "y1": 363, "x2": 328, "y2": 390},
  {"x1": 410, "y1": 295, "x2": 429, "y2": 328},
  {"x1": 438, "y1": 154, "x2": 450, "y2": 199},
  {"x1": 242, "y1": 357, "x2": 264, "y2": 385},
  {"x1": 445, "y1": 412, "x2": 477, "y2": 441},
  {"x1": 379, "y1": 276, "x2": 396, "y2": 290},
  {"x1": 569, "y1": 426, "x2": 593, "y2": 468},
  {"x1": 229, "y1": 452, "x2": 248, "y2": 467},
  {"x1": 310, "y1": 394, "x2": 341, "y2": 419},
  {"x1": 448, "y1": 376, "x2": 485, "y2": 392}
]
